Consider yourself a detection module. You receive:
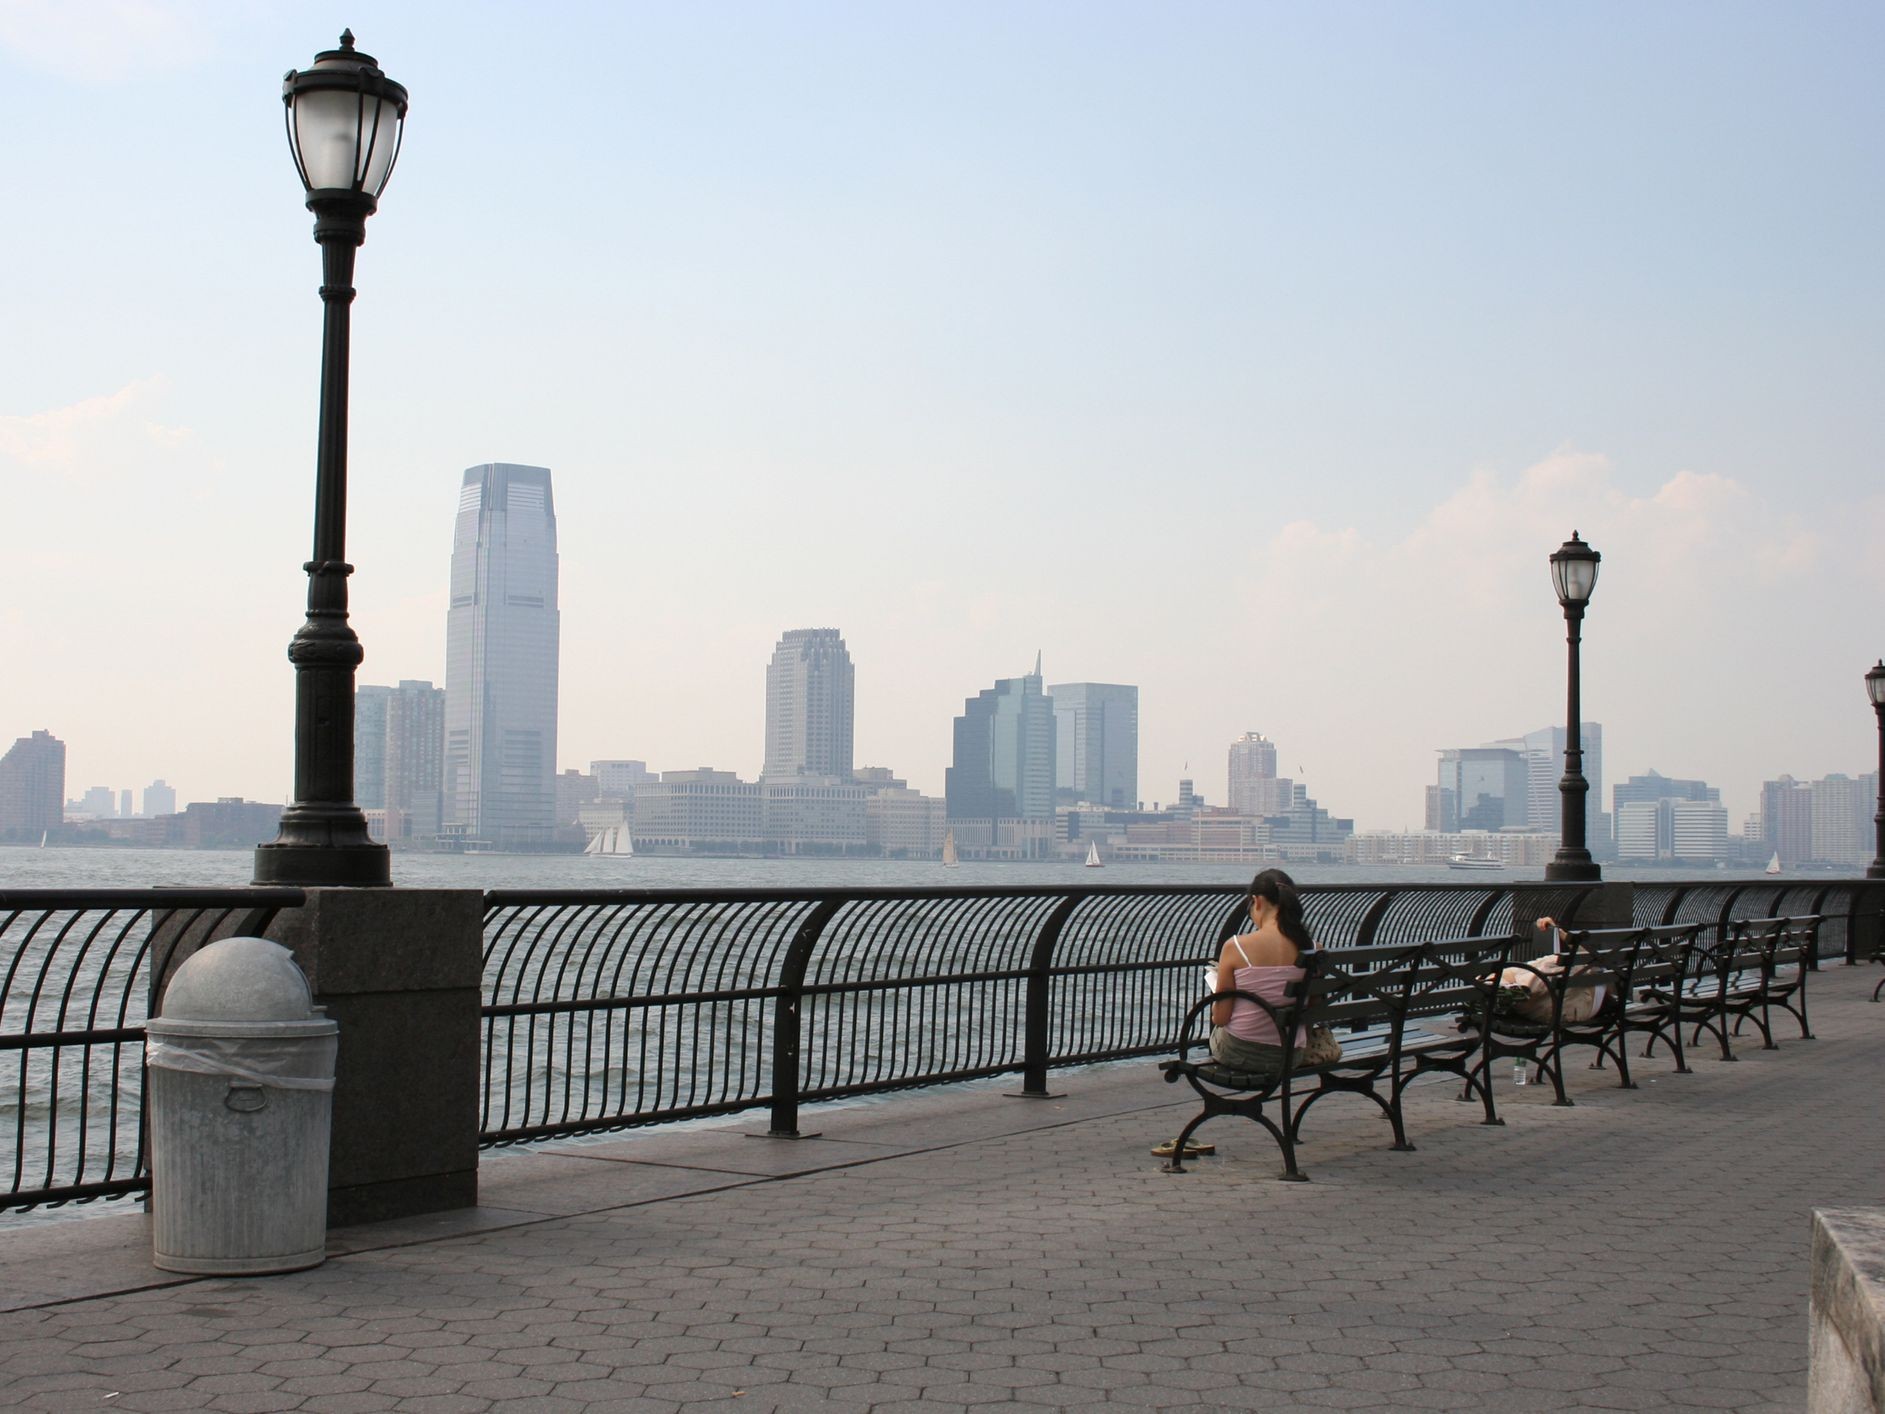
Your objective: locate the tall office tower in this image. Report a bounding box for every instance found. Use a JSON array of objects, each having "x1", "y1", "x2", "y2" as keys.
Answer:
[
  {"x1": 444, "y1": 464, "x2": 561, "y2": 849},
  {"x1": 143, "y1": 779, "x2": 177, "y2": 818},
  {"x1": 1050, "y1": 683, "x2": 1138, "y2": 808},
  {"x1": 946, "y1": 658, "x2": 1056, "y2": 823},
  {"x1": 1435, "y1": 748, "x2": 1529, "y2": 831},
  {"x1": 0, "y1": 730, "x2": 65, "y2": 840},
  {"x1": 762, "y1": 629, "x2": 855, "y2": 781},
  {"x1": 1228, "y1": 731, "x2": 1292, "y2": 815},
  {"x1": 354, "y1": 684, "x2": 394, "y2": 810}
]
